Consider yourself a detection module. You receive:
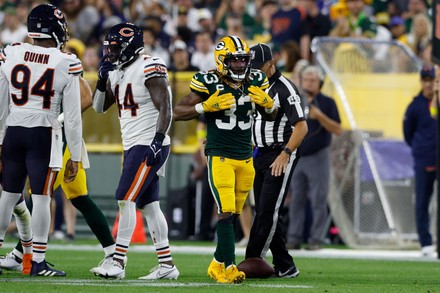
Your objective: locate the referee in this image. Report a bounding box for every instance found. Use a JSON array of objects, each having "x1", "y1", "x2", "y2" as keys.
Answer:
[{"x1": 245, "y1": 44, "x2": 308, "y2": 278}]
